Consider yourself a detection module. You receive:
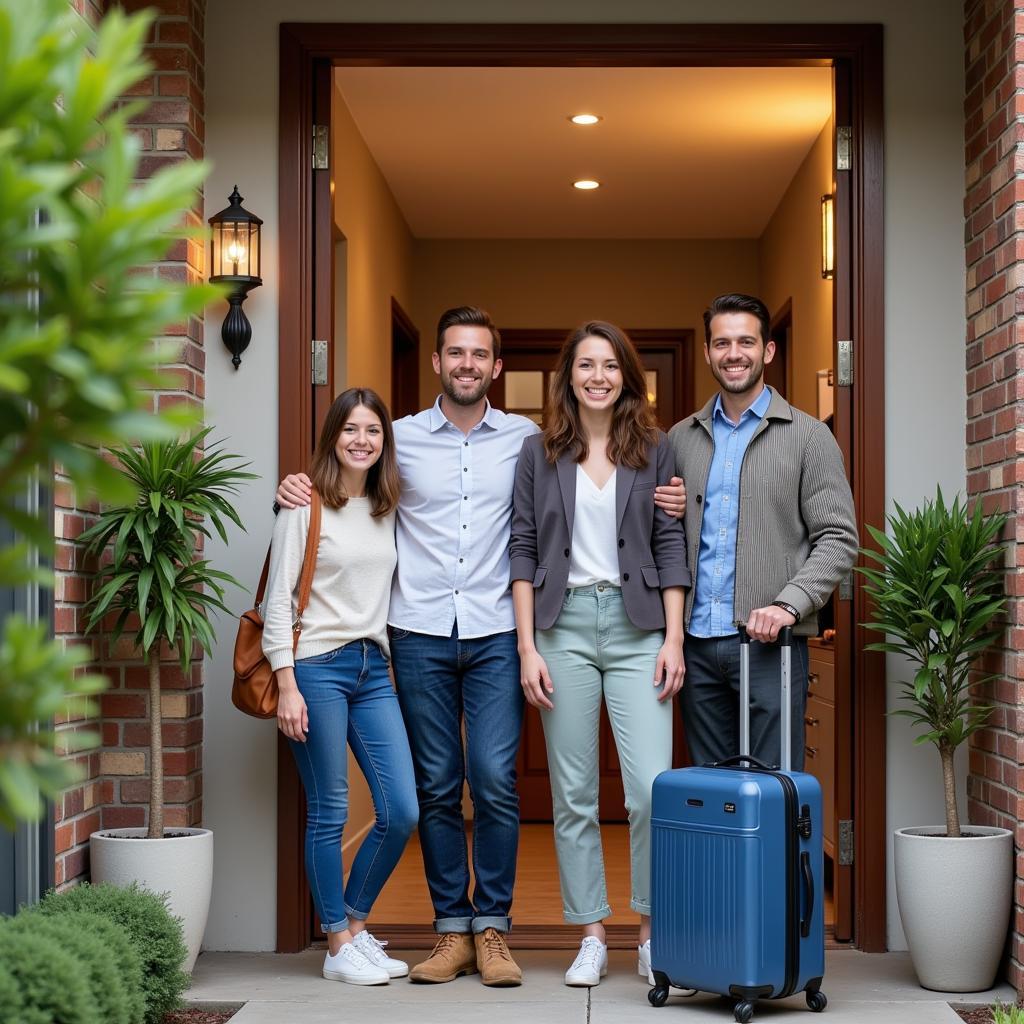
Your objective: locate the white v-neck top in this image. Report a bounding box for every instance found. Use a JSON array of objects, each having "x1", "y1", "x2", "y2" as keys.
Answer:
[{"x1": 567, "y1": 465, "x2": 621, "y2": 588}]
